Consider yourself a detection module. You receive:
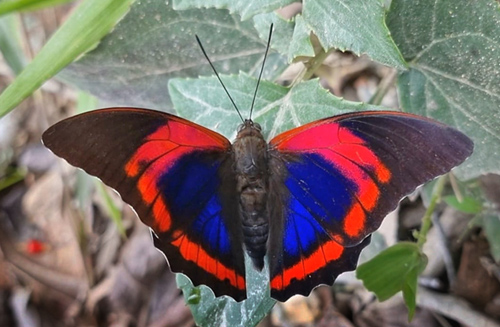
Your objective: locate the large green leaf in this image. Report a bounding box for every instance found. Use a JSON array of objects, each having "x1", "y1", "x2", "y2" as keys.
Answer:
[
  {"x1": 387, "y1": 0, "x2": 500, "y2": 180},
  {"x1": 59, "y1": 2, "x2": 280, "y2": 111},
  {"x1": 169, "y1": 74, "x2": 287, "y2": 139},
  {"x1": 173, "y1": 0, "x2": 296, "y2": 20},
  {"x1": 0, "y1": 0, "x2": 135, "y2": 118},
  {"x1": 253, "y1": 13, "x2": 315, "y2": 62},
  {"x1": 169, "y1": 74, "x2": 385, "y2": 140},
  {"x1": 176, "y1": 255, "x2": 275, "y2": 327},
  {"x1": 286, "y1": 15, "x2": 315, "y2": 61},
  {"x1": 302, "y1": 0, "x2": 406, "y2": 69},
  {"x1": 357, "y1": 242, "x2": 428, "y2": 320}
]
